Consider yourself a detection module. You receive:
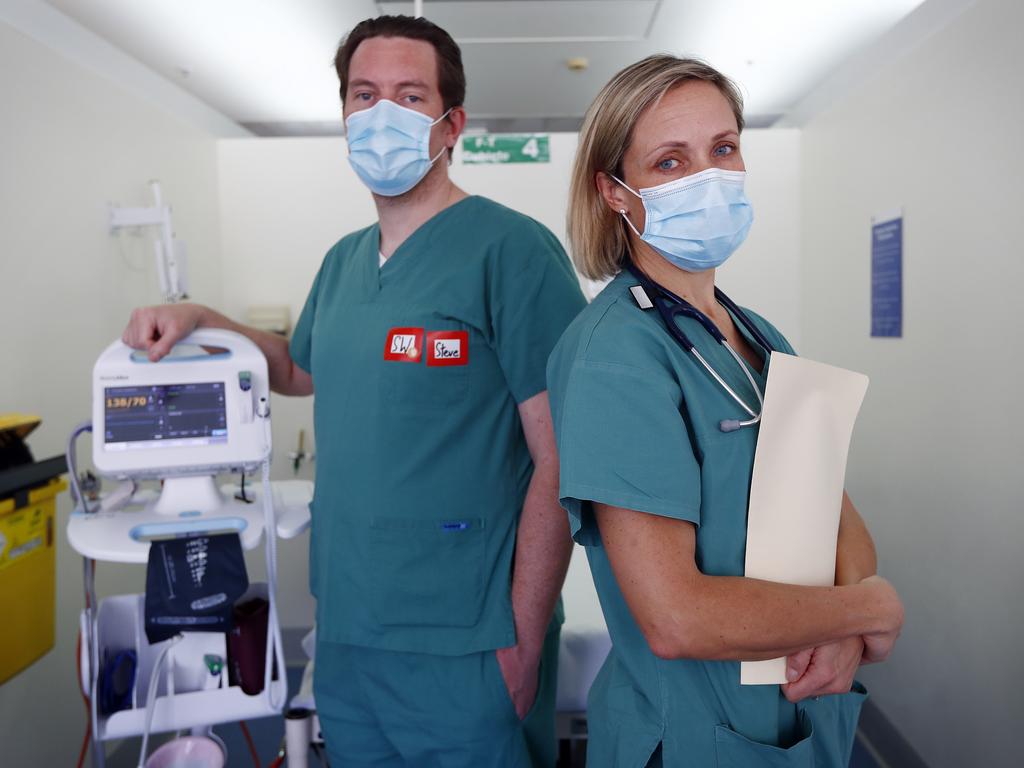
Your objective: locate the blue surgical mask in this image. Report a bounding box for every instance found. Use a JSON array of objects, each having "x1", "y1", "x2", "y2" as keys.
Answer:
[
  {"x1": 345, "y1": 99, "x2": 451, "y2": 197},
  {"x1": 612, "y1": 168, "x2": 754, "y2": 272}
]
